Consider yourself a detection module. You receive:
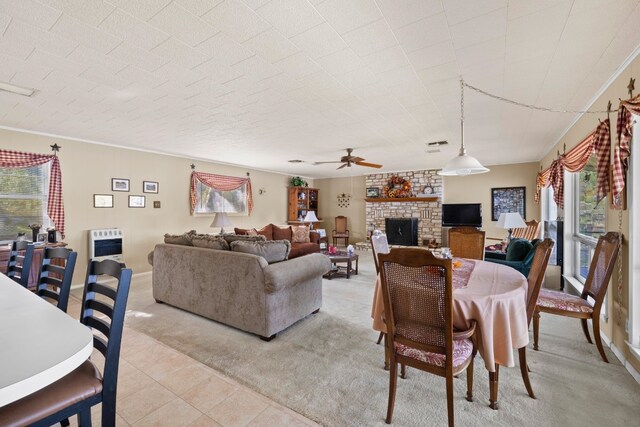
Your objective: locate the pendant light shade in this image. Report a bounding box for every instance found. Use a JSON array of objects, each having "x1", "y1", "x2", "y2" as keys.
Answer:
[{"x1": 438, "y1": 79, "x2": 489, "y2": 176}]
